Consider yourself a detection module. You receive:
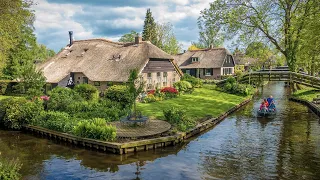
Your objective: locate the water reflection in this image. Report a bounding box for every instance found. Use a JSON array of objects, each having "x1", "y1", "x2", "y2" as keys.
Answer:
[{"x1": 0, "y1": 82, "x2": 319, "y2": 179}]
